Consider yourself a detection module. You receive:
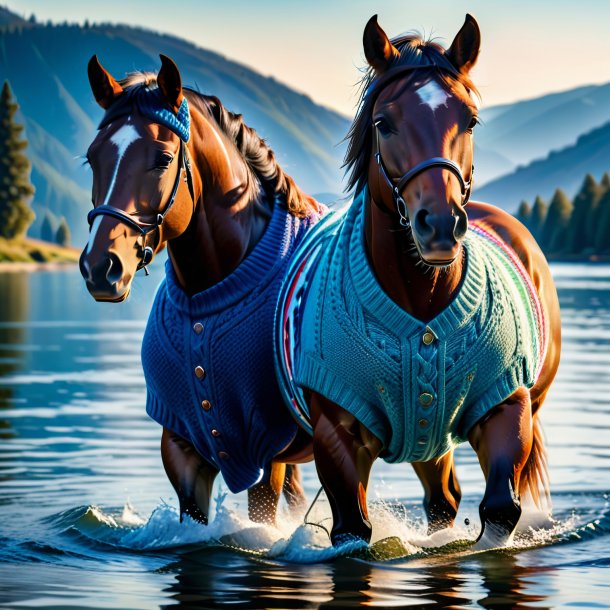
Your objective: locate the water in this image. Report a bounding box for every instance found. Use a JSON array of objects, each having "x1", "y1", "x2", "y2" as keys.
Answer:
[{"x1": 0, "y1": 262, "x2": 609, "y2": 609}]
